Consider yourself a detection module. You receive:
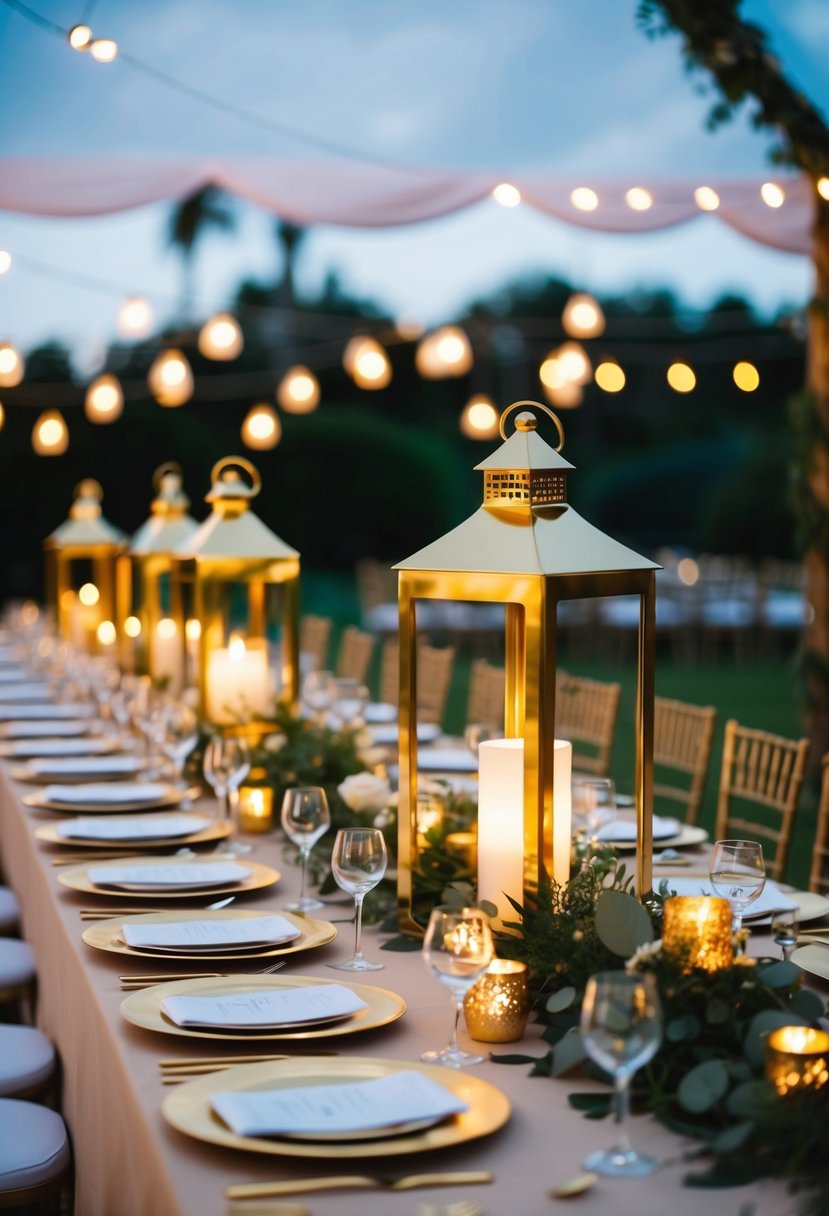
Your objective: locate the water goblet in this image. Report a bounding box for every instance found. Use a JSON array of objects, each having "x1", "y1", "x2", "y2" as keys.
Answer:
[
  {"x1": 327, "y1": 827, "x2": 387, "y2": 971},
  {"x1": 771, "y1": 908, "x2": 799, "y2": 961},
  {"x1": 709, "y1": 839, "x2": 766, "y2": 934},
  {"x1": 573, "y1": 776, "x2": 617, "y2": 839},
  {"x1": 302, "y1": 670, "x2": 338, "y2": 725},
  {"x1": 330, "y1": 678, "x2": 369, "y2": 729},
  {"x1": 580, "y1": 971, "x2": 662, "y2": 1177},
  {"x1": 421, "y1": 906, "x2": 494, "y2": 1068},
  {"x1": 203, "y1": 734, "x2": 252, "y2": 850},
  {"x1": 280, "y1": 787, "x2": 331, "y2": 911},
  {"x1": 159, "y1": 700, "x2": 198, "y2": 786}
]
